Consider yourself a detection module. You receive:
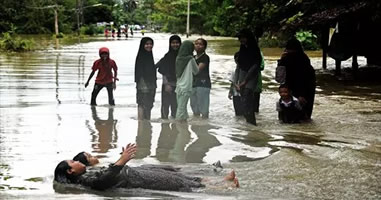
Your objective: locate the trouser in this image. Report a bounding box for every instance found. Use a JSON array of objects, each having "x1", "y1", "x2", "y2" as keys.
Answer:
[
  {"x1": 253, "y1": 92, "x2": 261, "y2": 112},
  {"x1": 137, "y1": 89, "x2": 156, "y2": 120},
  {"x1": 161, "y1": 84, "x2": 177, "y2": 119},
  {"x1": 233, "y1": 96, "x2": 244, "y2": 116},
  {"x1": 190, "y1": 87, "x2": 210, "y2": 118},
  {"x1": 176, "y1": 91, "x2": 191, "y2": 121},
  {"x1": 91, "y1": 83, "x2": 115, "y2": 106},
  {"x1": 240, "y1": 88, "x2": 256, "y2": 125}
]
